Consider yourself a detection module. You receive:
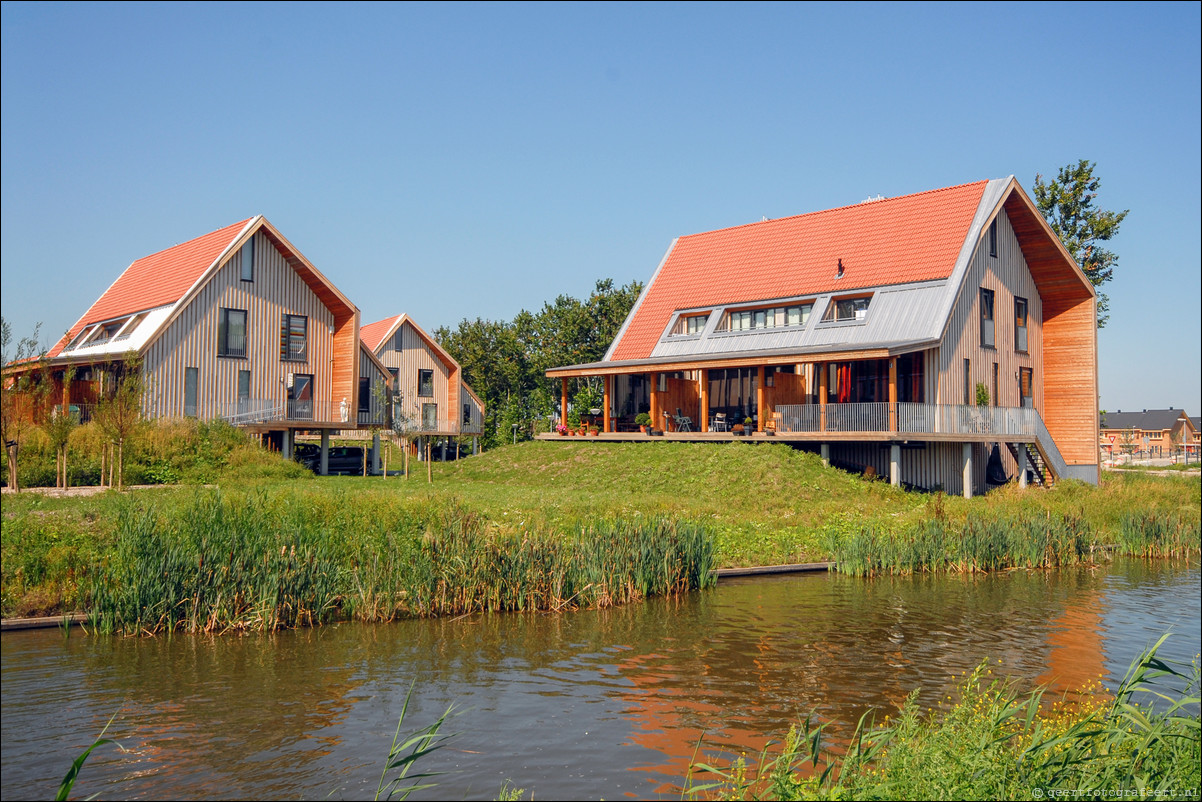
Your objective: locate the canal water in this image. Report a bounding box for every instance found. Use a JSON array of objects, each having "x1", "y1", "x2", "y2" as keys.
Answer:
[{"x1": 2, "y1": 558, "x2": 1199, "y2": 800}]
